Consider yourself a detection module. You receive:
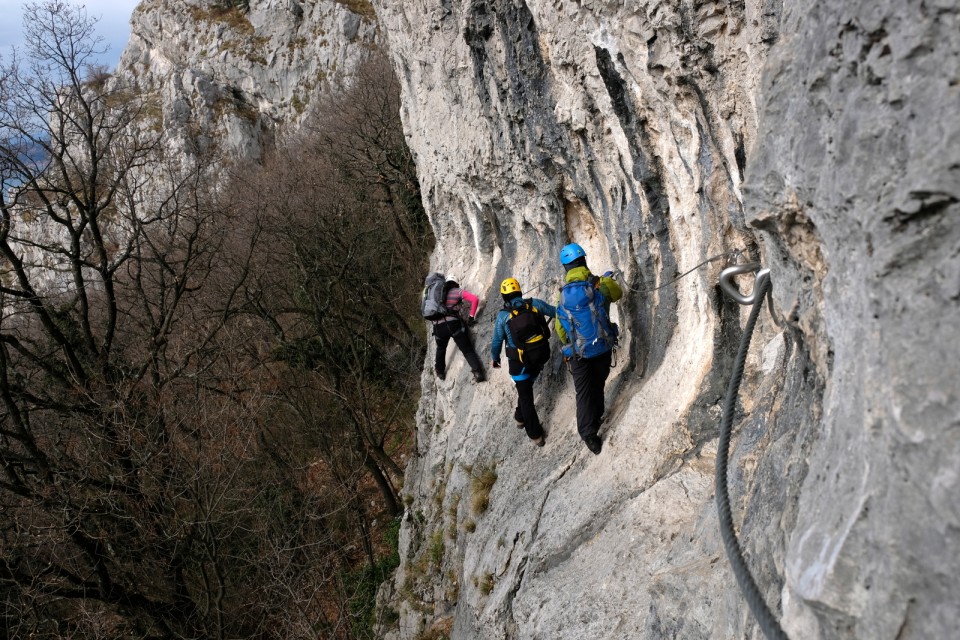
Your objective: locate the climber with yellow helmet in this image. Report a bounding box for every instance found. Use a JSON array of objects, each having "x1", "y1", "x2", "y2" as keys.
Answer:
[{"x1": 490, "y1": 277, "x2": 556, "y2": 447}]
